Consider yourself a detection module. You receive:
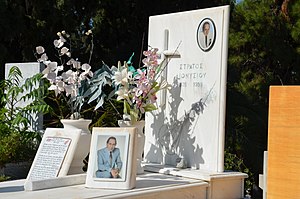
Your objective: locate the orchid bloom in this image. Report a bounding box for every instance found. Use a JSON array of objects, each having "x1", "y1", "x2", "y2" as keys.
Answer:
[
  {"x1": 53, "y1": 38, "x2": 64, "y2": 48},
  {"x1": 64, "y1": 84, "x2": 77, "y2": 97},
  {"x1": 116, "y1": 86, "x2": 129, "y2": 101},
  {"x1": 35, "y1": 30, "x2": 96, "y2": 120},
  {"x1": 60, "y1": 47, "x2": 69, "y2": 56},
  {"x1": 113, "y1": 67, "x2": 129, "y2": 86},
  {"x1": 36, "y1": 46, "x2": 45, "y2": 54},
  {"x1": 112, "y1": 47, "x2": 168, "y2": 122},
  {"x1": 80, "y1": 63, "x2": 93, "y2": 80},
  {"x1": 48, "y1": 81, "x2": 64, "y2": 96}
]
